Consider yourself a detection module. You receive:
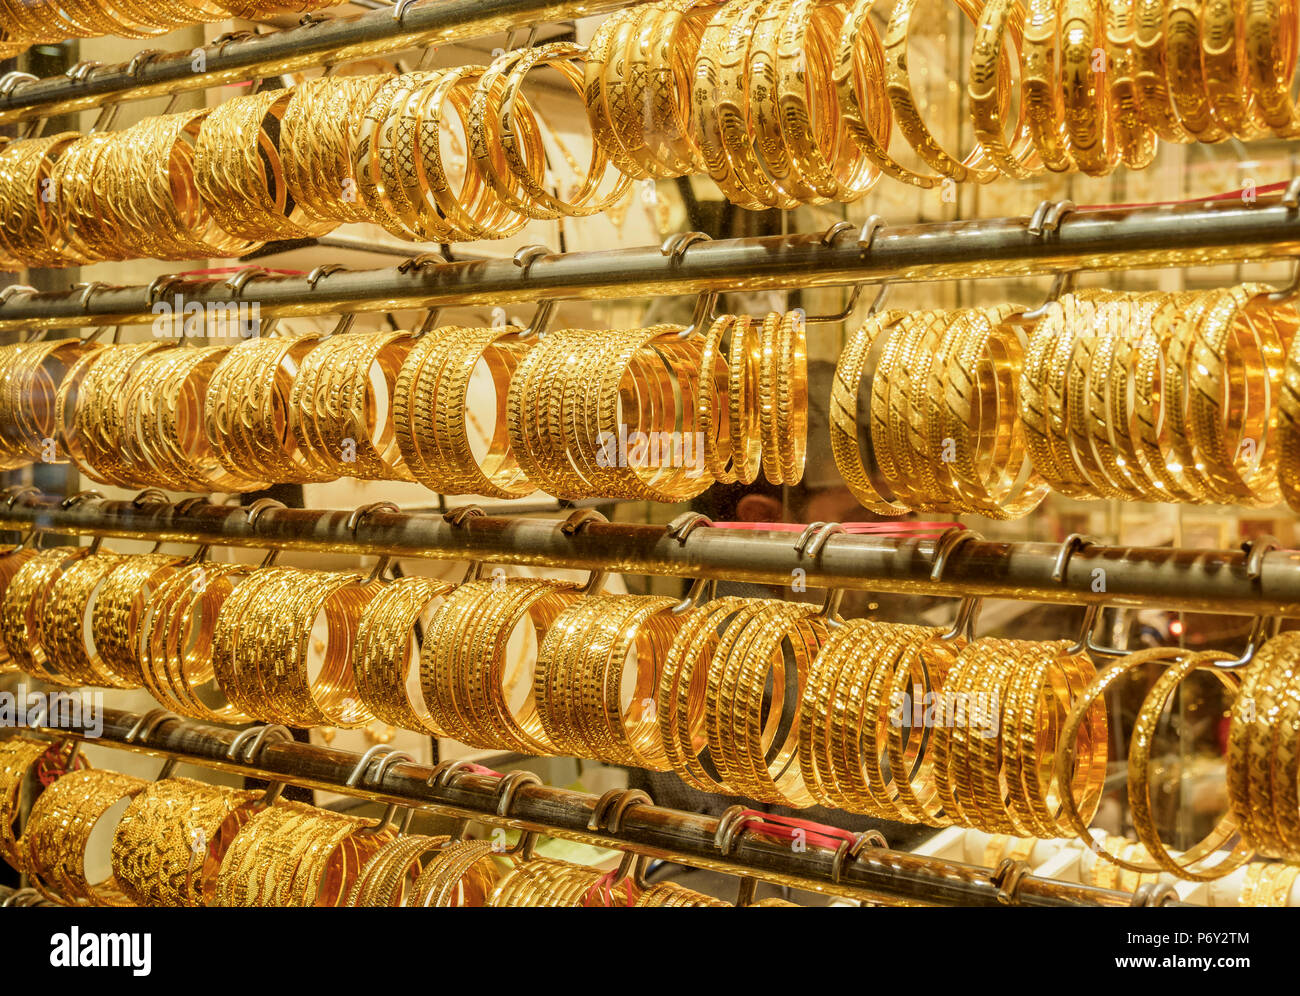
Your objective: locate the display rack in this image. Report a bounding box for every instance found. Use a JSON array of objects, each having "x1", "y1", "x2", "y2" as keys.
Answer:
[
  {"x1": 3, "y1": 194, "x2": 1300, "y2": 331},
  {"x1": 0, "y1": 0, "x2": 635, "y2": 126},
  {"x1": 0, "y1": 491, "x2": 1295, "y2": 615},
  {"x1": 17, "y1": 706, "x2": 1165, "y2": 907}
]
